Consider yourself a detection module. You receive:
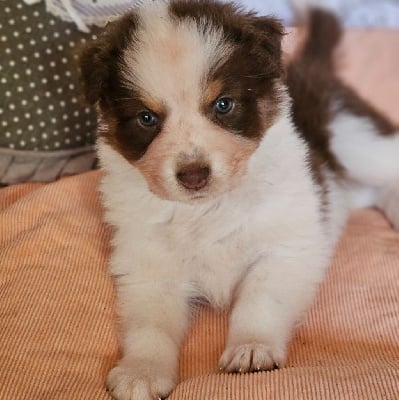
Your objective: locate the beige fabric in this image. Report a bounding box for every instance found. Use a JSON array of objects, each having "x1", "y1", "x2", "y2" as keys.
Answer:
[
  {"x1": 1, "y1": 30, "x2": 399, "y2": 399},
  {"x1": 0, "y1": 172, "x2": 115, "y2": 400}
]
